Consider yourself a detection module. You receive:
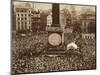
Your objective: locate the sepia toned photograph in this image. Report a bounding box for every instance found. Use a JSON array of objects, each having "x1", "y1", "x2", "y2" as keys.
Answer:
[{"x1": 11, "y1": 0, "x2": 96, "y2": 74}]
